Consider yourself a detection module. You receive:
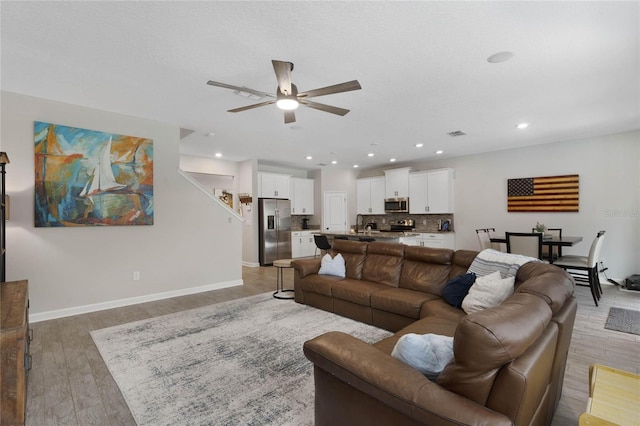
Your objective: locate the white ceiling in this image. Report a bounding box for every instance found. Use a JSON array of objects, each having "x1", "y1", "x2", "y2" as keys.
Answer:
[{"x1": 2, "y1": 1, "x2": 638, "y2": 171}]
